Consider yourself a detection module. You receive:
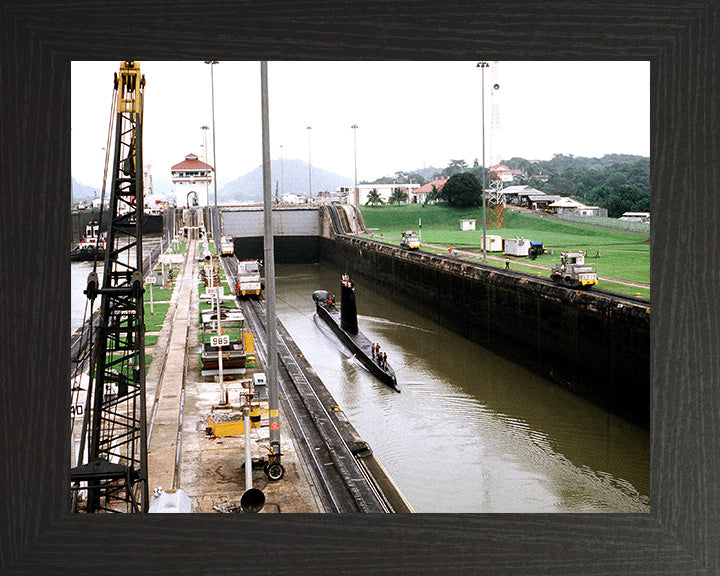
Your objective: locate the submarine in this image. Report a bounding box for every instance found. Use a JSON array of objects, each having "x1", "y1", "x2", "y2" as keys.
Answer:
[{"x1": 313, "y1": 277, "x2": 400, "y2": 392}]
